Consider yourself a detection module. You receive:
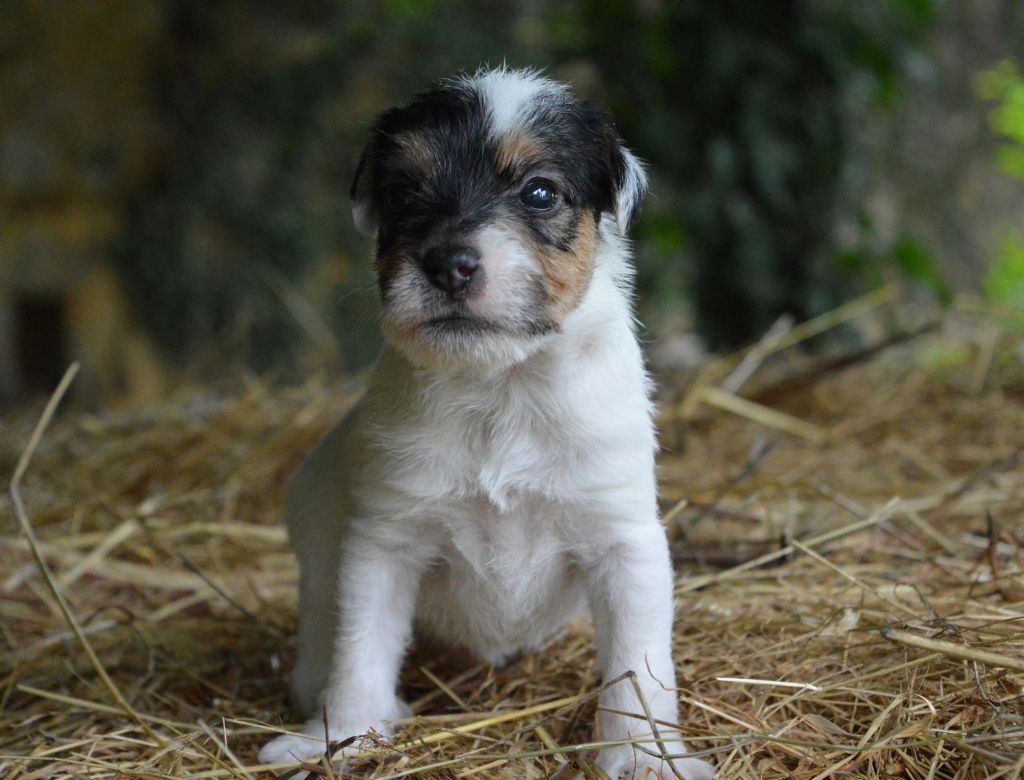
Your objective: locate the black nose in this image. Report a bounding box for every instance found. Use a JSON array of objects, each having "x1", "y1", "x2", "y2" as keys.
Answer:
[{"x1": 421, "y1": 245, "x2": 480, "y2": 298}]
